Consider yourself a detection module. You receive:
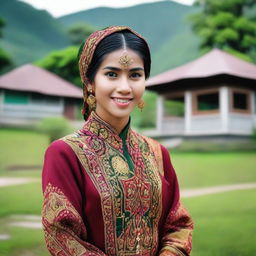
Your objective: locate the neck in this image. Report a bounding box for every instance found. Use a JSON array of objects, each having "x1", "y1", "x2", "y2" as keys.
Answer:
[{"x1": 95, "y1": 110, "x2": 130, "y2": 134}]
